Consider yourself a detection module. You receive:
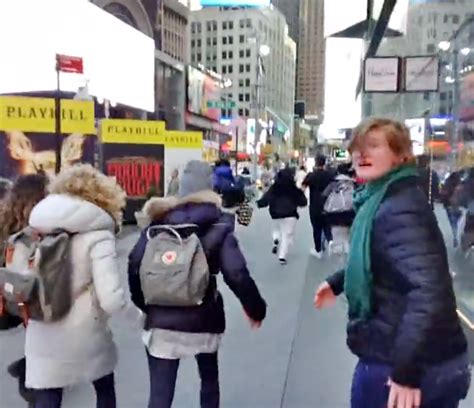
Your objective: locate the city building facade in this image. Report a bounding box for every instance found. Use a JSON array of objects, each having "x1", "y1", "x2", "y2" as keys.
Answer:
[
  {"x1": 190, "y1": 5, "x2": 296, "y2": 156},
  {"x1": 297, "y1": 0, "x2": 325, "y2": 122}
]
